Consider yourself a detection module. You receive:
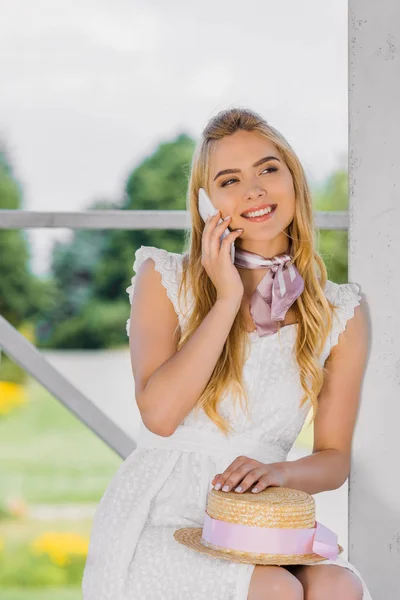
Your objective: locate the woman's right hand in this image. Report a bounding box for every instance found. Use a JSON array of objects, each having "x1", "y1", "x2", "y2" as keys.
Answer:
[{"x1": 201, "y1": 210, "x2": 244, "y2": 304}]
